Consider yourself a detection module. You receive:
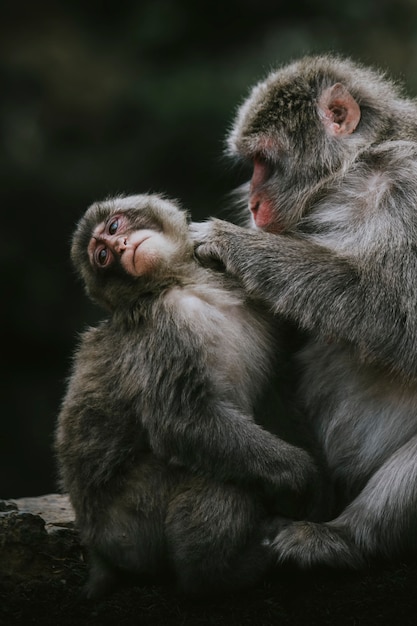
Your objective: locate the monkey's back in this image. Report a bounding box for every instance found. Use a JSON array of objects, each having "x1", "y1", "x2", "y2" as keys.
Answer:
[{"x1": 56, "y1": 275, "x2": 280, "y2": 517}]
